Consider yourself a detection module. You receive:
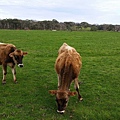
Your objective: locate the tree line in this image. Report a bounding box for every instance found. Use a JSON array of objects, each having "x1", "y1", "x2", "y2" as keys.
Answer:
[{"x1": 0, "y1": 18, "x2": 120, "y2": 31}]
